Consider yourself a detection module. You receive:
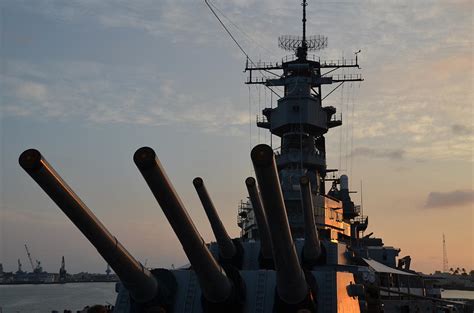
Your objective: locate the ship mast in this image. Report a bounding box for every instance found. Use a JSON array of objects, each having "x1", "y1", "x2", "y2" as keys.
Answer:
[
  {"x1": 300, "y1": 0, "x2": 308, "y2": 60},
  {"x1": 244, "y1": 0, "x2": 363, "y2": 236}
]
